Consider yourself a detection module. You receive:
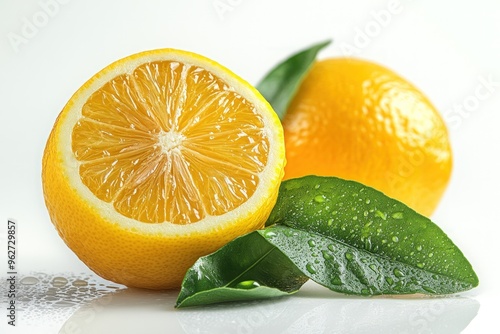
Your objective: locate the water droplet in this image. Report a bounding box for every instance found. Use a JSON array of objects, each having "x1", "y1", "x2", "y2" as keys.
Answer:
[
  {"x1": 314, "y1": 184, "x2": 321, "y2": 189},
  {"x1": 385, "y1": 277, "x2": 394, "y2": 285},
  {"x1": 376, "y1": 228, "x2": 382, "y2": 234},
  {"x1": 352, "y1": 216, "x2": 358, "y2": 221},
  {"x1": 416, "y1": 245, "x2": 423, "y2": 251},
  {"x1": 345, "y1": 252, "x2": 354, "y2": 260},
  {"x1": 308, "y1": 239, "x2": 316, "y2": 247},
  {"x1": 236, "y1": 280, "x2": 260, "y2": 289},
  {"x1": 381, "y1": 239, "x2": 387, "y2": 244},
  {"x1": 20, "y1": 276, "x2": 39, "y2": 285},
  {"x1": 332, "y1": 210, "x2": 338, "y2": 215},
  {"x1": 72, "y1": 279, "x2": 88, "y2": 287},
  {"x1": 322, "y1": 250, "x2": 333, "y2": 260},
  {"x1": 264, "y1": 231, "x2": 277, "y2": 238},
  {"x1": 327, "y1": 218, "x2": 334, "y2": 226},
  {"x1": 392, "y1": 212, "x2": 404, "y2": 219},
  {"x1": 375, "y1": 210, "x2": 387, "y2": 220},
  {"x1": 331, "y1": 276, "x2": 342, "y2": 285},
  {"x1": 364, "y1": 237, "x2": 372, "y2": 250},
  {"x1": 423, "y1": 286, "x2": 436, "y2": 294},
  {"x1": 428, "y1": 253, "x2": 434, "y2": 258},
  {"x1": 369, "y1": 264, "x2": 377, "y2": 272},
  {"x1": 363, "y1": 211, "x2": 369, "y2": 217},
  {"x1": 393, "y1": 269, "x2": 405, "y2": 277},
  {"x1": 327, "y1": 244, "x2": 335, "y2": 252},
  {"x1": 306, "y1": 263, "x2": 317, "y2": 274},
  {"x1": 314, "y1": 195, "x2": 325, "y2": 203},
  {"x1": 54, "y1": 300, "x2": 76, "y2": 308},
  {"x1": 51, "y1": 277, "x2": 68, "y2": 287},
  {"x1": 392, "y1": 236, "x2": 399, "y2": 242},
  {"x1": 417, "y1": 263, "x2": 425, "y2": 268},
  {"x1": 44, "y1": 296, "x2": 59, "y2": 301},
  {"x1": 365, "y1": 199, "x2": 371, "y2": 204}
]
